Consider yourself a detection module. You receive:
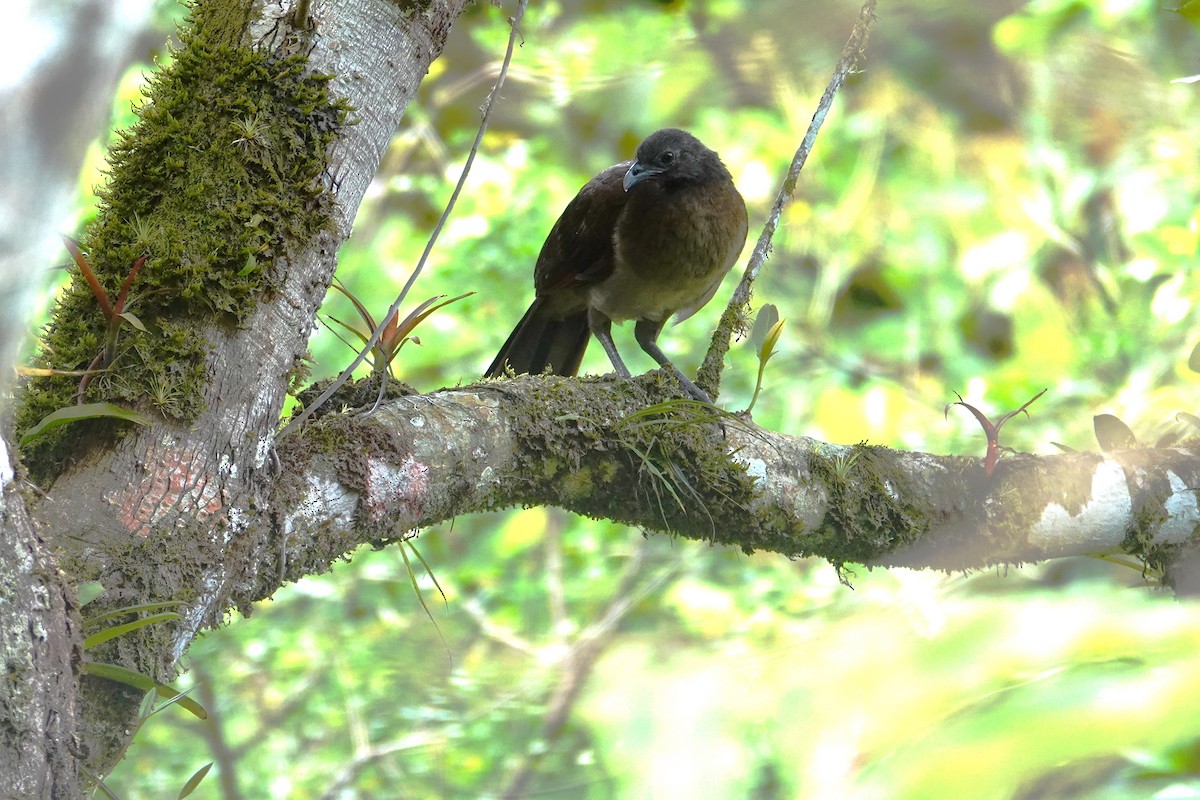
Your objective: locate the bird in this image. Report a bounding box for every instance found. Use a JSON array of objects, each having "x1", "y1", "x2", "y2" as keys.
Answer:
[{"x1": 485, "y1": 128, "x2": 748, "y2": 403}]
